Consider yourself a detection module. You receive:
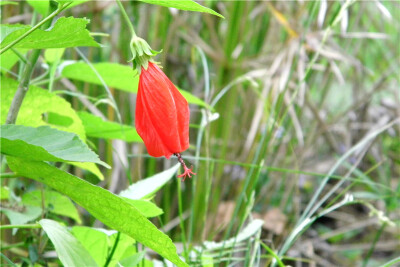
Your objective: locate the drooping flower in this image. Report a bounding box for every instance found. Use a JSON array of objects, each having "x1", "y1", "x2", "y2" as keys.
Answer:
[{"x1": 135, "y1": 62, "x2": 196, "y2": 180}]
